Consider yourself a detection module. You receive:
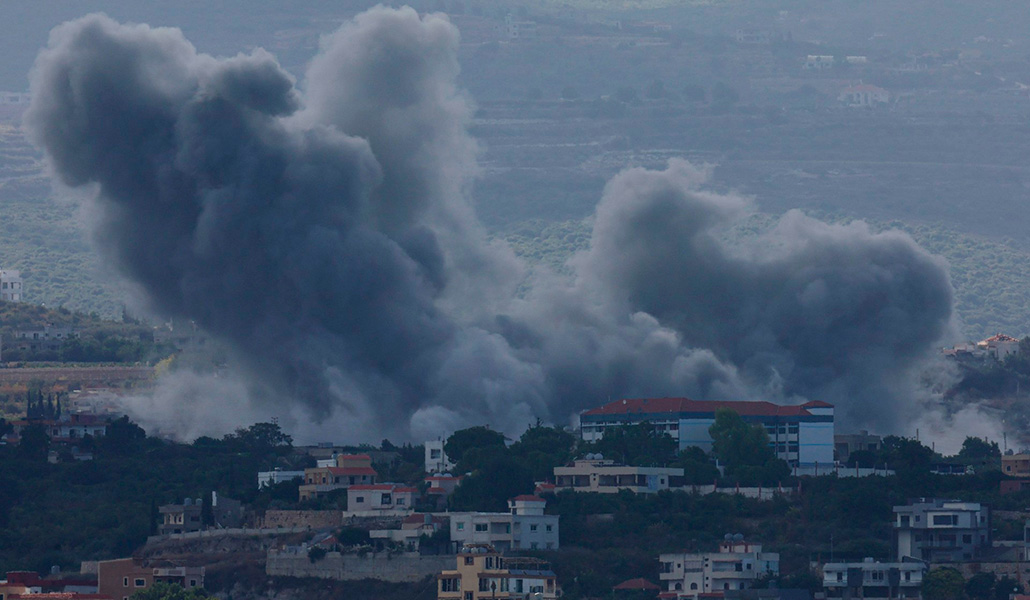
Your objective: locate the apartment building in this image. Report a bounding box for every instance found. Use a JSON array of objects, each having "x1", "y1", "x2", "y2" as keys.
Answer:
[
  {"x1": 97, "y1": 558, "x2": 203, "y2": 600},
  {"x1": 1003, "y1": 454, "x2": 1030, "y2": 478},
  {"x1": 659, "y1": 539, "x2": 779, "y2": 598},
  {"x1": 0, "y1": 269, "x2": 23, "y2": 302},
  {"x1": 894, "y1": 498, "x2": 989, "y2": 562},
  {"x1": 346, "y1": 484, "x2": 417, "y2": 516},
  {"x1": 450, "y1": 496, "x2": 559, "y2": 552},
  {"x1": 553, "y1": 457, "x2": 684, "y2": 494},
  {"x1": 437, "y1": 544, "x2": 561, "y2": 600},
  {"x1": 580, "y1": 397, "x2": 834, "y2": 467},
  {"x1": 823, "y1": 558, "x2": 926, "y2": 599},
  {"x1": 299, "y1": 454, "x2": 377, "y2": 501}
]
